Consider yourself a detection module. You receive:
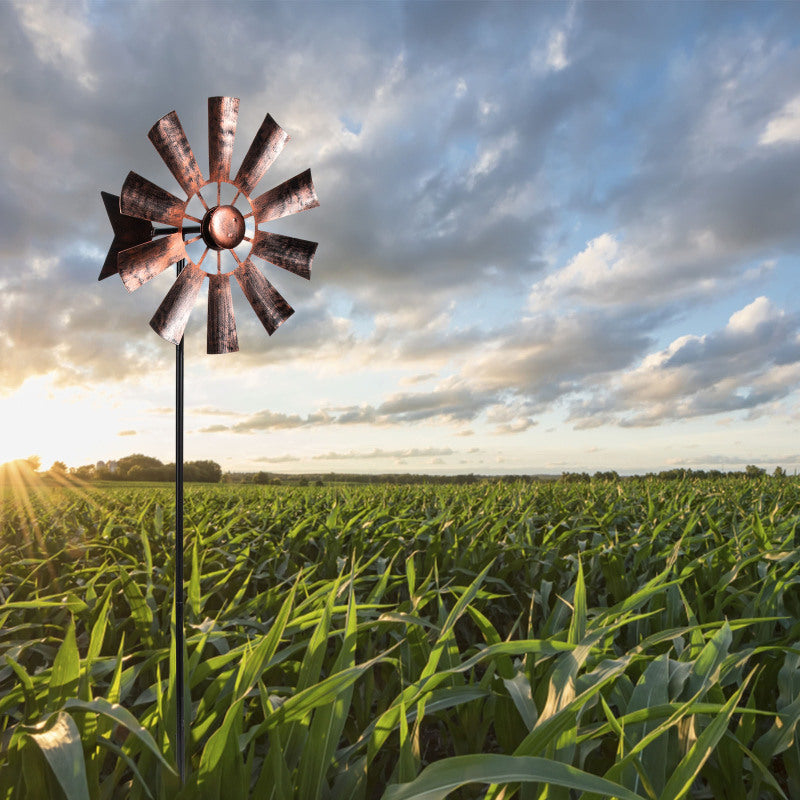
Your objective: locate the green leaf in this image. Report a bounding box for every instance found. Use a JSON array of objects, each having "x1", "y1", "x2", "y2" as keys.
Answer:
[
  {"x1": 197, "y1": 697, "x2": 244, "y2": 790},
  {"x1": 382, "y1": 754, "x2": 646, "y2": 800},
  {"x1": 297, "y1": 577, "x2": 359, "y2": 799},
  {"x1": 63, "y1": 697, "x2": 175, "y2": 773},
  {"x1": 189, "y1": 534, "x2": 201, "y2": 620},
  {"x1": 233, "y1": 576, "x2": 297, "y2": 701},
  {"x1": 625, "y1": 654, "x2": 670, "y2": 796},
  {"x1": 503, "y1": 671, "x2": 537, "y2": 732},
  {"x1": 568, "y1": 556, "x2": 587, "y2": 645},
  {"x1": 686, "y1": 621, "x2": 731, "y2": 698},
  {"x1": 26, "y1": 711, "x2": 91, "y2": 800},
  {"x1": 48, "y1": 617, "x2": 80, "y2": 708},
  {"x1": 422, "y1": 561, "x2": 493, "y2": 682},
  {"x1": 658, "y1": 668, "x2": 754, "y2": 800},
  {"x1": 95, "y1": 736, "x2": 155, "y2": 800}
]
